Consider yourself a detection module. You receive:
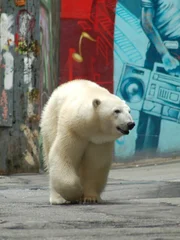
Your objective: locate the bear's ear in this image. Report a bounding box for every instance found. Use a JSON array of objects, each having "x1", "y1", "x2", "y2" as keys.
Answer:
[{"x1": 92, "y1": 99, "x2": 101, "y2": 108}]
